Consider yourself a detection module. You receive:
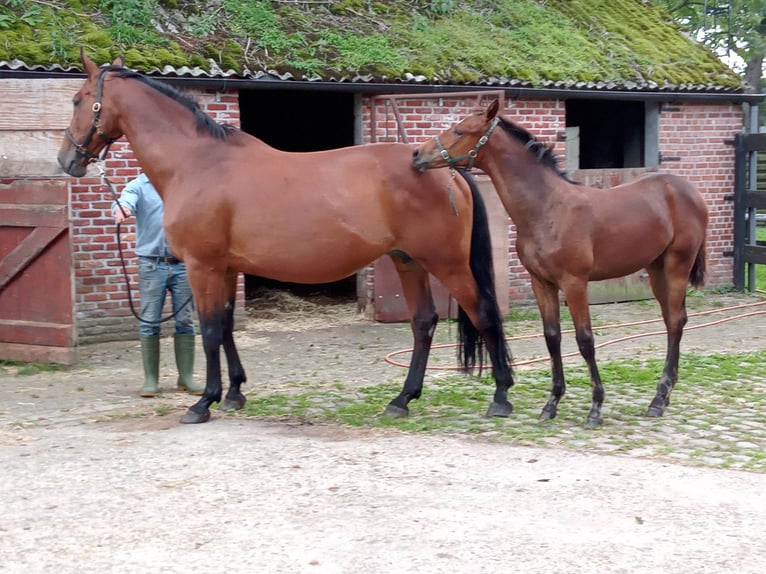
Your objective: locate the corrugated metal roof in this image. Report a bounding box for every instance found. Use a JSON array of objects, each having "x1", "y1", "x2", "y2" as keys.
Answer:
[{"x1": 0, "y1": 58, "x2": 746, "y2": 94}]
